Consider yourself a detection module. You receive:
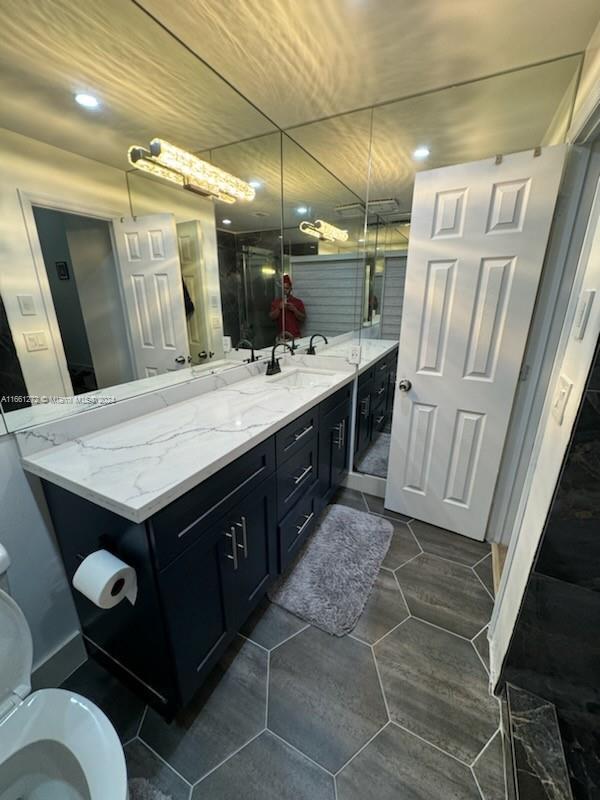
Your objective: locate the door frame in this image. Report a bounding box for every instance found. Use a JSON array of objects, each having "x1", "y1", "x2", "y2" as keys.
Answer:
[{"x1": 17, "y1": 189, "x2": 135, "y2": 395}]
